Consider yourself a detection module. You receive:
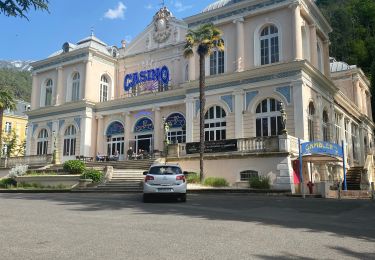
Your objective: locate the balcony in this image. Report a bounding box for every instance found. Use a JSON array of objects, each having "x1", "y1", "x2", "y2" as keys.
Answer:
[{"x1": 167, "y1": 135, "x2": 299, "y2": 158}]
